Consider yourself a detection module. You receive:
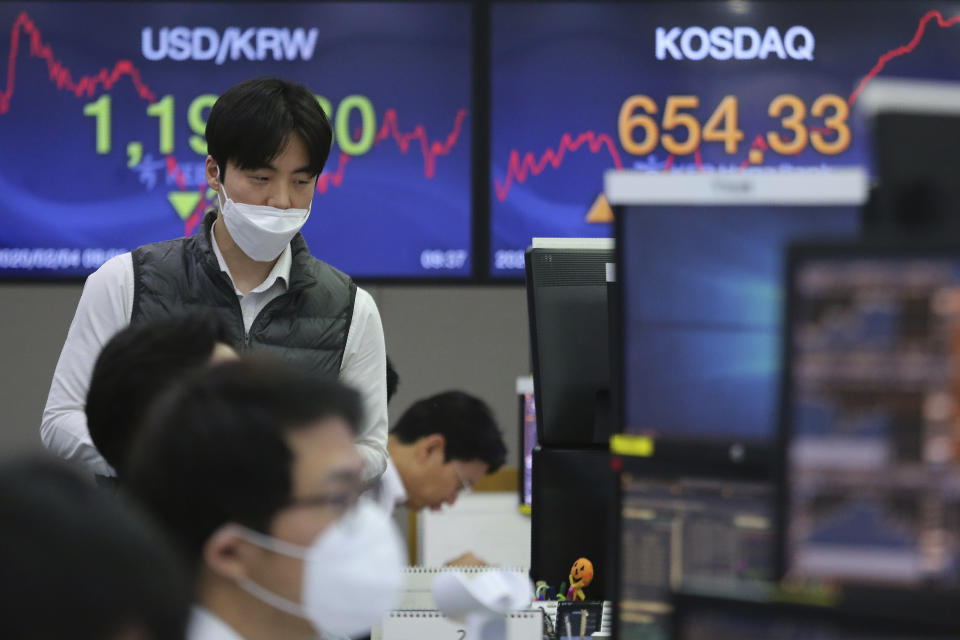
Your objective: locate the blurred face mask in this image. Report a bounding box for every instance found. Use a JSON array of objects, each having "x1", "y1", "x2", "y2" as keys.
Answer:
[
  {"x1": 230, "y1": 500, "x2": 406, "y2": 638},
  {"x1": 216, "y1": 168, "x2": 311, "y2": 262}
]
